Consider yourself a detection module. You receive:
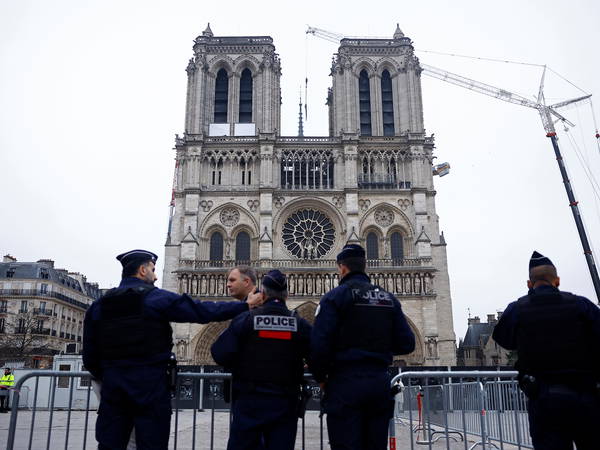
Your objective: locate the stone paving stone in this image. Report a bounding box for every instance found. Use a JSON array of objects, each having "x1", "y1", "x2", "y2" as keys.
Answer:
[{"x1": 0, "y1": 410, "x2": 525, "y2": 449}]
